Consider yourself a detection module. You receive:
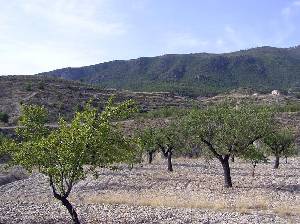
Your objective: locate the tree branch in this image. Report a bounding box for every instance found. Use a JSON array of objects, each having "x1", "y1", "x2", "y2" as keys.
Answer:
[
  {"x1": 201, "y1": 138, "x2": 222, "y2": 160},
  {"x1": 49, "y1": 175, "x2": 63, "y2": 200}
]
